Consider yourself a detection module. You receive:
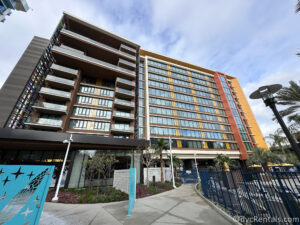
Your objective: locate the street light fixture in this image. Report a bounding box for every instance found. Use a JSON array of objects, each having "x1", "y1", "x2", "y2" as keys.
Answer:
[
  {"x1": 250, "y1": 84, "x2": 300, "y2": 160},
  {"x1": 52, "y1": 134, "x2": 73, "y2": 202},
  {"x1": 168, "y1": 137, "x2": 177, "y2": 189}
]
